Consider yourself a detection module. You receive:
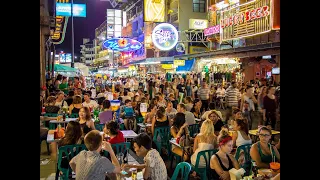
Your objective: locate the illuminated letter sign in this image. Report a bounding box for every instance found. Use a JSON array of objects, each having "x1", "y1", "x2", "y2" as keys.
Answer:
[
  {"x1": 204, "y1": 25, "x2": 220, "y2": 36},
  {"x1": 144, "y1": 0, "x2": 165, "y2": 22},
  {"x1": 220, "y1": 0, "x2": 271, "y2": 42},
  {"x1": 152, "y1": 23, "x2": 179, "y2": 51}
]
